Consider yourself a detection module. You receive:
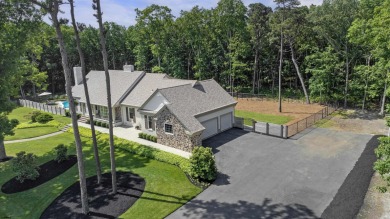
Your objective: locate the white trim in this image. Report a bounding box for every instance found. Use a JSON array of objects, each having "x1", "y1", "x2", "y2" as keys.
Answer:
[{"x1": 164, "y1": 123, "x2": 174, "y2": 135}]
